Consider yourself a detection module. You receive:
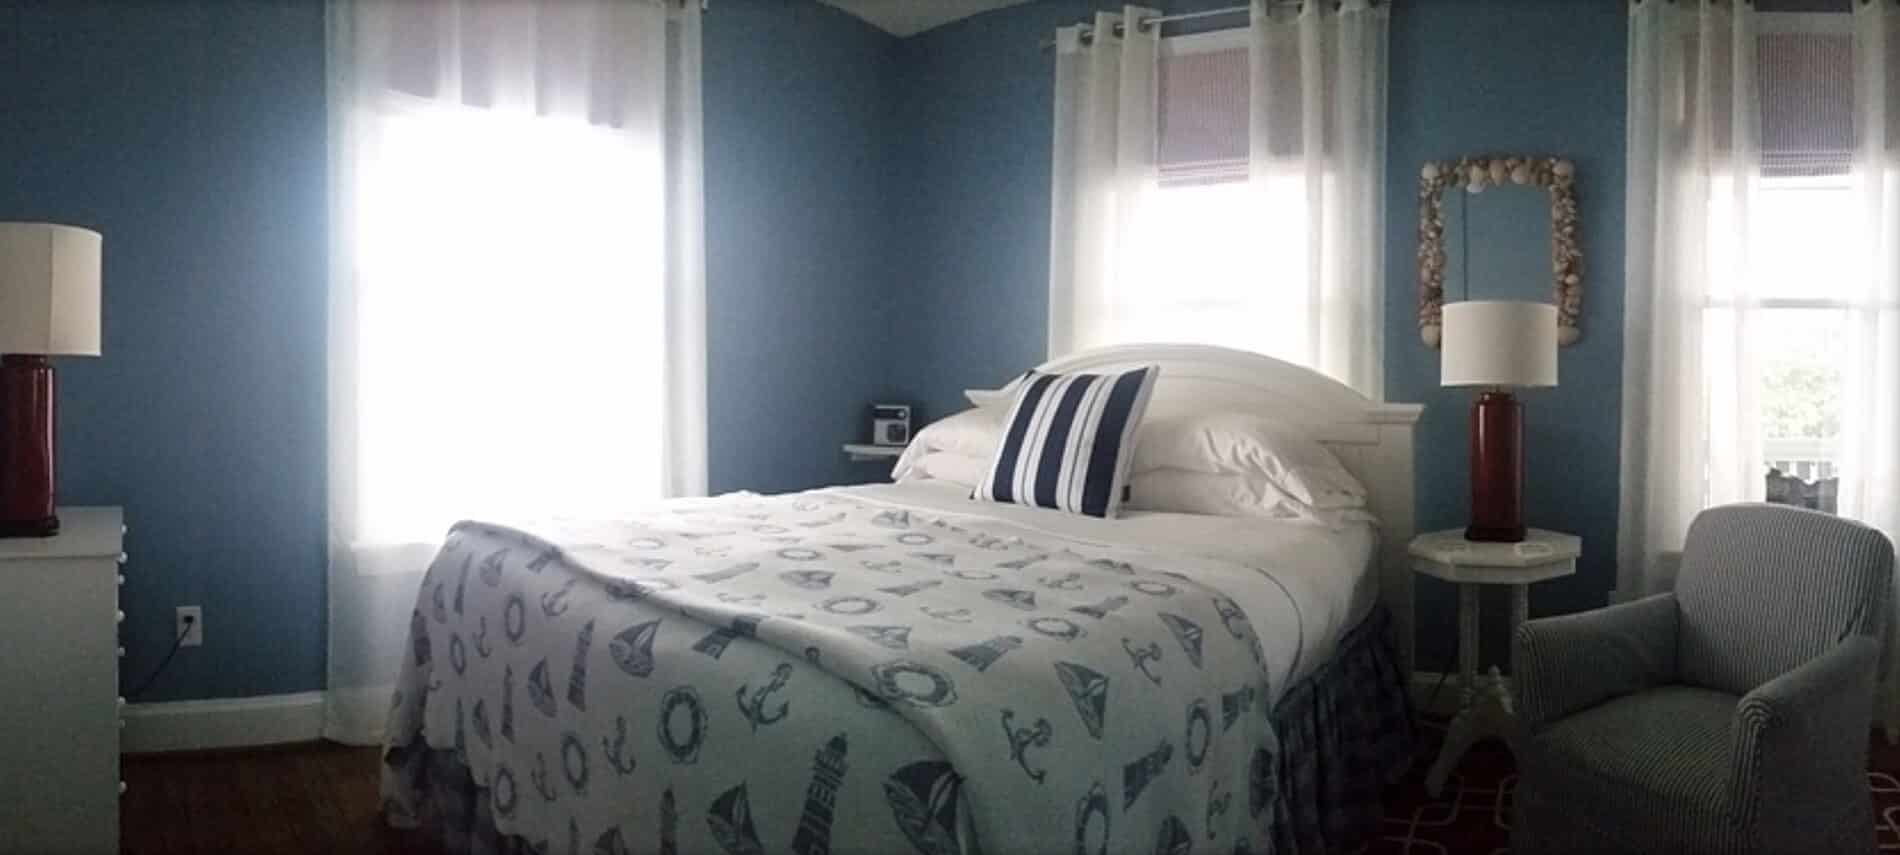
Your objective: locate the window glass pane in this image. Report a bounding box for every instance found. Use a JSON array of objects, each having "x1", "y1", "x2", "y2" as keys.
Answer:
[
  {"x1": 1748, "y1": 179, "x2": 1858, "y2": 301},
  {"x1": 1759, "y1": 307, "x2": 1845, "y2": 510},
  {"x1": 1117, "y1": 178, "x2": 1310, "y2": 363}
]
